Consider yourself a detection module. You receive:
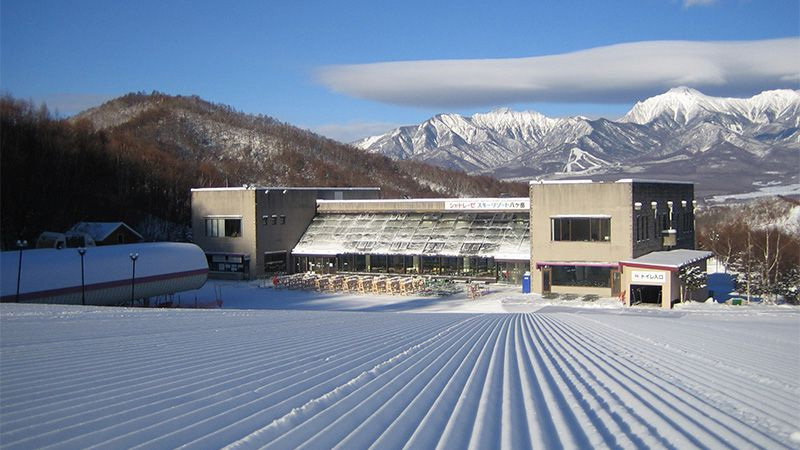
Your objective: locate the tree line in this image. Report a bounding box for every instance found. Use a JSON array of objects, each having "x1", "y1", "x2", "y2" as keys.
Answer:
[
  {"x1": 1, "y1": 93, "x2": 527, "y2": 249},
  {"x1": 696, "y1": 197, "x2": 799, "y2": 303}
]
